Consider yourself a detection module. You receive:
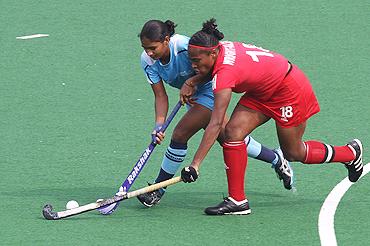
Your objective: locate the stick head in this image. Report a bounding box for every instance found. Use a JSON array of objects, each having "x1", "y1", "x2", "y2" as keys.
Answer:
[
  {"x1": 98, "y1": 202, "x2": 120, "y2": 215},
  {"x1": 42, "y1": 204, "x2": 60, "y2": 220}
]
